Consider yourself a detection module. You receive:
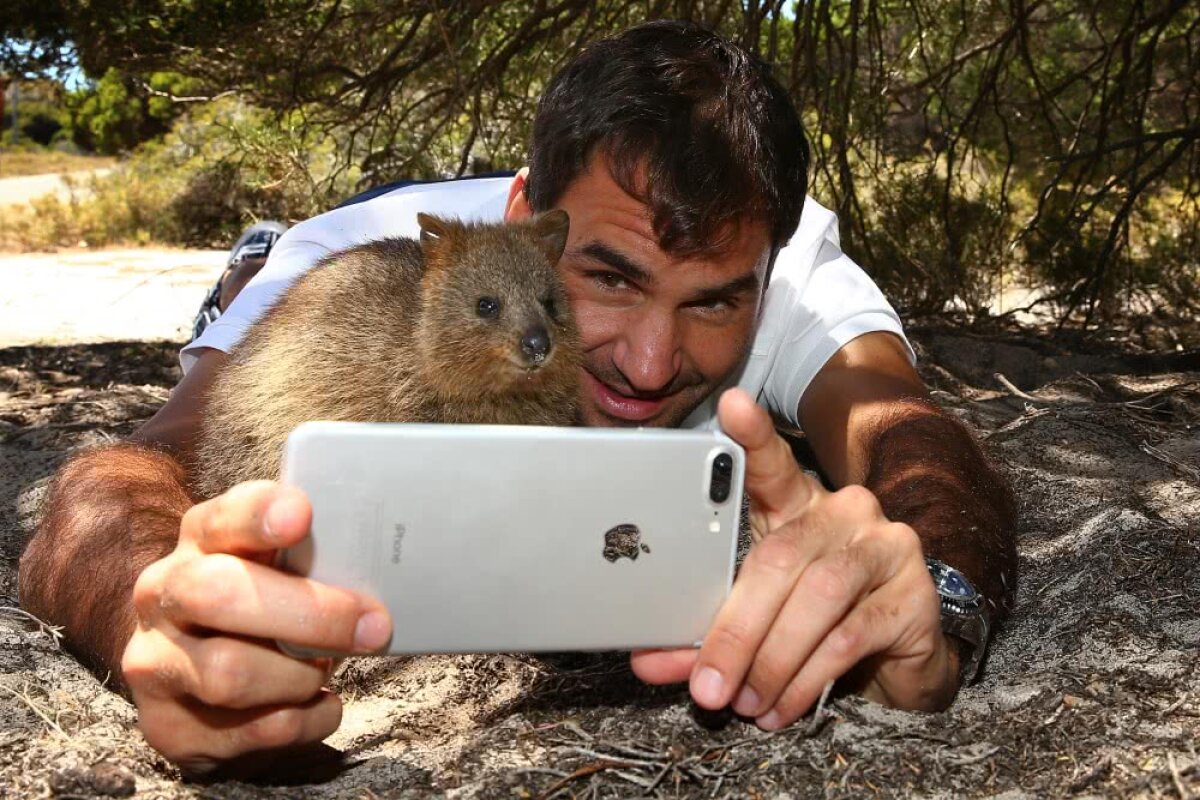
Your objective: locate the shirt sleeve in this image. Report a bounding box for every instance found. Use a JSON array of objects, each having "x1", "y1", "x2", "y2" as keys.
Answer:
[
  {"x1": 179, "y1": 230, "x2": 334, "y2": 373},
  {"x1": 179, "y1": 178, "x2": 512, "y2": 374},
  {"x1": 760, "y1": 219, "x2": 915, "y2": 430}
]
